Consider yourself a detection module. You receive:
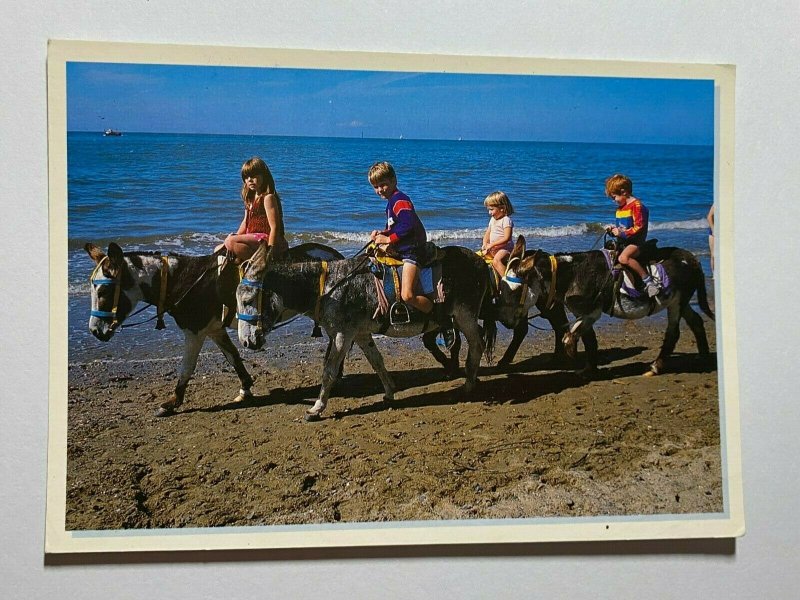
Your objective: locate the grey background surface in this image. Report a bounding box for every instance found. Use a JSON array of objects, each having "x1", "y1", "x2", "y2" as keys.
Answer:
[{"x1": 2, "y1": 1, "x2": 798, "y2": 598}]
